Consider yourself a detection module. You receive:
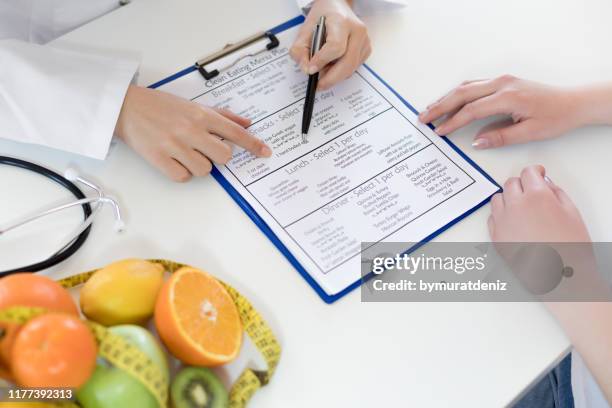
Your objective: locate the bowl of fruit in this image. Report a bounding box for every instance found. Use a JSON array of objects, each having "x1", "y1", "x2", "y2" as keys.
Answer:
[{"x1": 0, "y1": 259, "x2": 280, "y2": 408}]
